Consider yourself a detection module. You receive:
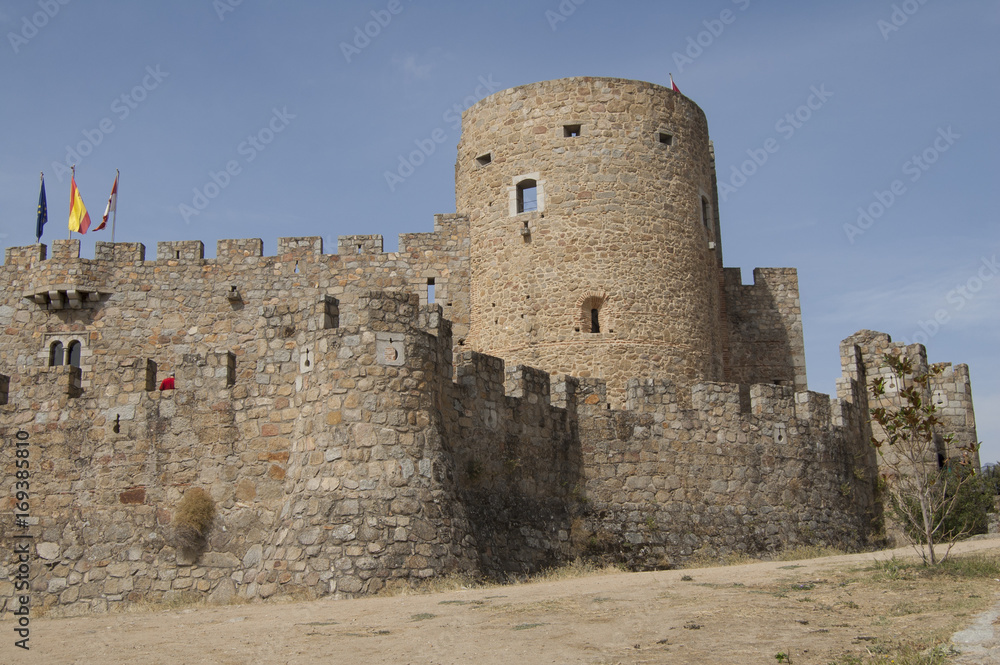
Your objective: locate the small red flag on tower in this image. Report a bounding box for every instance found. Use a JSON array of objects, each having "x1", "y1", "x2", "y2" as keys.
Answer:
[
  {"x1": 94, "y1": 170, "x2": 118, "y2": 232},
  {"x1": 670, "y1": 73, "x2": 680, "y2": 93}
]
